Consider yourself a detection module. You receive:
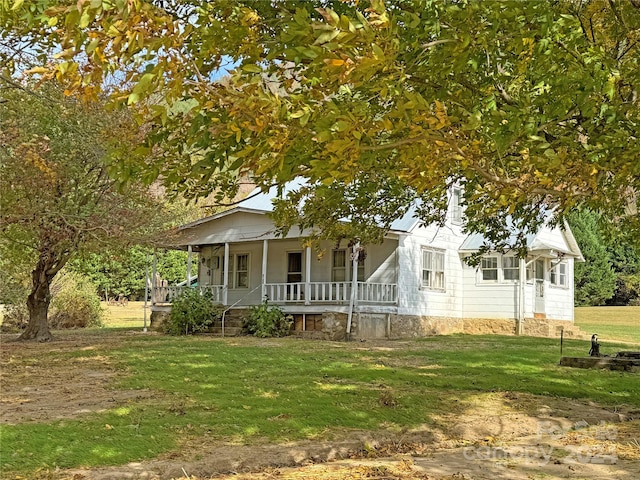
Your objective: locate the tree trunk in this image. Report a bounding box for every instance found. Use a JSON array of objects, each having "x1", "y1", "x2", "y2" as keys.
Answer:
[{"x1": 19, "y1": 261, "x2": 55, "y2": 342}]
